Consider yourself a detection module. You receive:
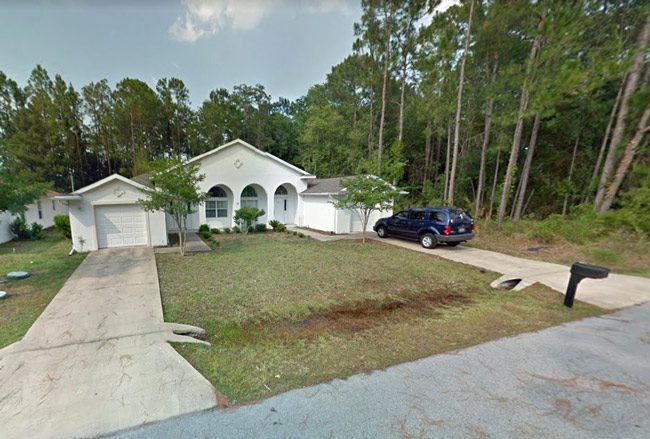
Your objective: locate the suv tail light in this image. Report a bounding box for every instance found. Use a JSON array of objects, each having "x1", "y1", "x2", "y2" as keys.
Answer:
[
  {"x1": 444, "y1": 225, "x2": 452, "y2": 235},
  {"x1": 471, "y1": 223, "x2": 476, "y2": 232}
]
